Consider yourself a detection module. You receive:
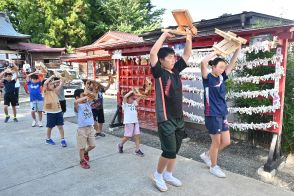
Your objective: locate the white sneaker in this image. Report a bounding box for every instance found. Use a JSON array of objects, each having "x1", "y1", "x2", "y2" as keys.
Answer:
[
  {"x1": 200, "y1": 152, "x2": 211, "y2": 167},
  {"x1": 163, "y1": 172, "x2": 182, "y2": 187},
  {"x1": 210, "y1": 165, "x2": 226, "y2": 178},
  {"x1": 32, "y1": 120, "x2": 37, "y2": 127},
  {"x1": 152, "y1": 172, "x2": 168, "y2": 192},
  {"x1": 38, "y1": 121, "x2": 43, "y2": 127}
]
